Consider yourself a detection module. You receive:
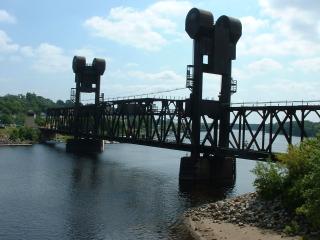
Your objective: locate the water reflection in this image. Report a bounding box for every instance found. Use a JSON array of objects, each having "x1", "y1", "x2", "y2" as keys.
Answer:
[
  {"x1": 0, "y1": 143, "x2": 258, "y2": 240},
  {"x1": 70, "y1": 153, "x2": 100, "y2": 187},
  {"x1": 179, "y1": 180, "x2": 235, "y2": 206}
]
